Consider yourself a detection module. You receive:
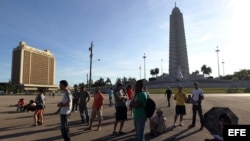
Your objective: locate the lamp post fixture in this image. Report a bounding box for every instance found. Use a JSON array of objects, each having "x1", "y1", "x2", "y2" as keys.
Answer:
[
  {"x1": 222, "y1": 59, "x2": 225, "y2": 76},
  {"x1": 215, "y1": 46, "x2": 220, "y2": 78},
  {"x1": 143, "y1": 53, "x2": 146, "y2": 80}
]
